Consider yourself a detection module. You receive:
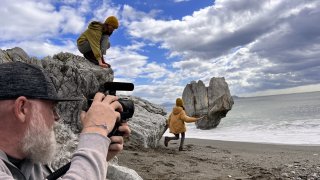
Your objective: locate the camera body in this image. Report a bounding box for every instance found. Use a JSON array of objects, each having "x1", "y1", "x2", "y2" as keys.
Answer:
[
  {"x1": 117, "y1": 98, "x2": 135, "y2": 120},
  {"x1": 87, "y1": 82, "x2": 135, "y2": 137}
]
